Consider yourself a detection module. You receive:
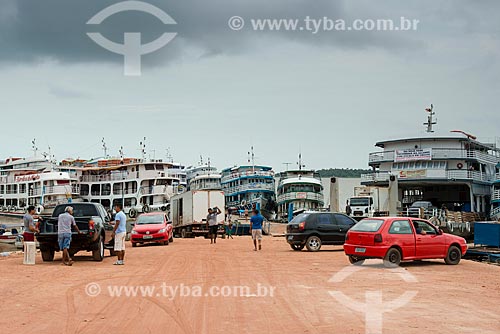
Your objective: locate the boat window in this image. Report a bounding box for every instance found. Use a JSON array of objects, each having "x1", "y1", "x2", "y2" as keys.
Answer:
[
  {"x1": 156, "y1": 165, "x2": 164, "y2": 170},
  {"x1": 145, "y1": 164, "x2": 155, "y2": 171}
]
